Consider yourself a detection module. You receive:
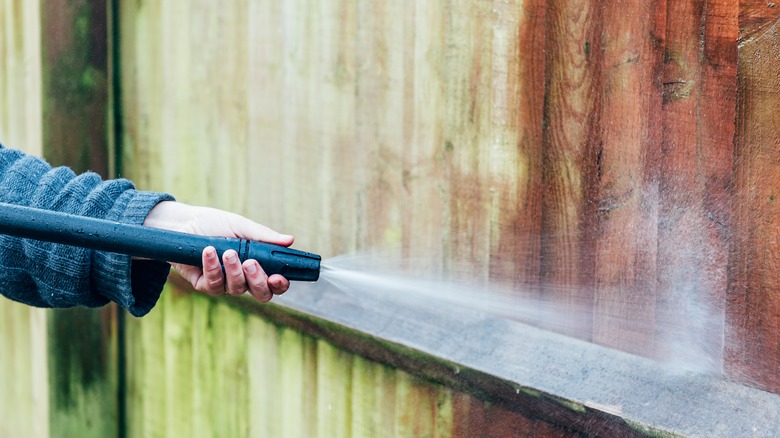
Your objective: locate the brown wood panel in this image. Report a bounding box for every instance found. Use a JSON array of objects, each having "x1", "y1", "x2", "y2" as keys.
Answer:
[
  {"x1": 729, "y1": 1, "x2": 780, "y2": 392},
  {"x1": 451, "y1": 393, "x2": 574, "y2": 438},
  {"x1": 658, "y1": 0, "x2": 738, "y2": 372},
  {"x1": 115, "y1": 0, "x2": 780, "y2": 430},
  {"x1": 740, "y1": 0, "x2": 780, "y2": 41},
  {"x1": 592, "y1": 0, "x2": 664, "y2": 355},
  {"x1": 540, "y1": 0, "x2": 602, "y2": 338},
  {"x1": 39, "y1": 0, "x2": 119, "y2": 436},
  {"x1": 41, "y1": 0, "x2": 109, "y2": 175}
]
